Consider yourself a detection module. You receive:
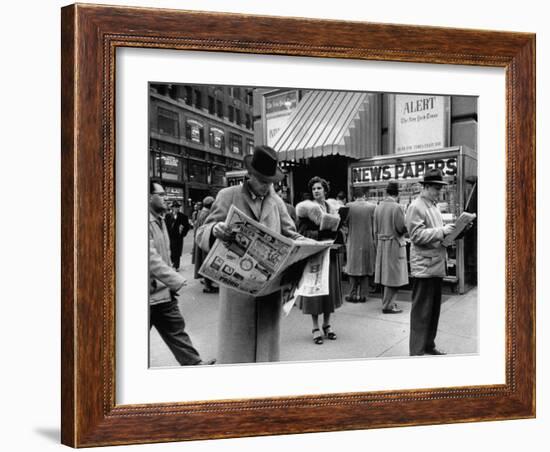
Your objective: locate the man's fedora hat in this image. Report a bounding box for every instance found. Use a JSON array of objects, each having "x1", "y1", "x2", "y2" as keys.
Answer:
[
  {"x1": 243, "y1": 145, "x2": 284, "y2": 183},
  {"x1": 420, "y1": 168, "x2": 448, "y2": 186}
]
